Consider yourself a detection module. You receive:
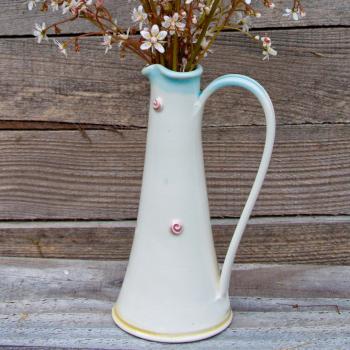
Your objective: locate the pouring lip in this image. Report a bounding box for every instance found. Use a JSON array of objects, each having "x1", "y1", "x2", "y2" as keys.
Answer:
[{"x1": 142, "y1": 64, "x2": 203, "y2": 80}]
